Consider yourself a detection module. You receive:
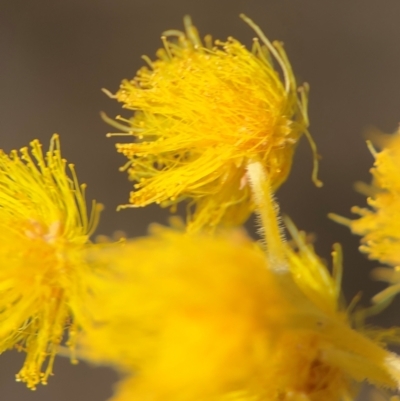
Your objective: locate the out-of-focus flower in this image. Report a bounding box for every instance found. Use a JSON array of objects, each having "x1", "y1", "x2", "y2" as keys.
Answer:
[
  {"x1": 0, "y1": 134, "x2": 103, "y2": 389},
  {"x1": 329, "y1": 131, "x2": 400, "y2": 305},
  {"x1": 82, "y1": 217, "x2": 400, "y2": 401},
  {"x1": 105, "y1": 14, "x2": 320, "y2": 232},
  {"x1": 284, "y1": 216, "x2": 344, "y2": 318}
]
